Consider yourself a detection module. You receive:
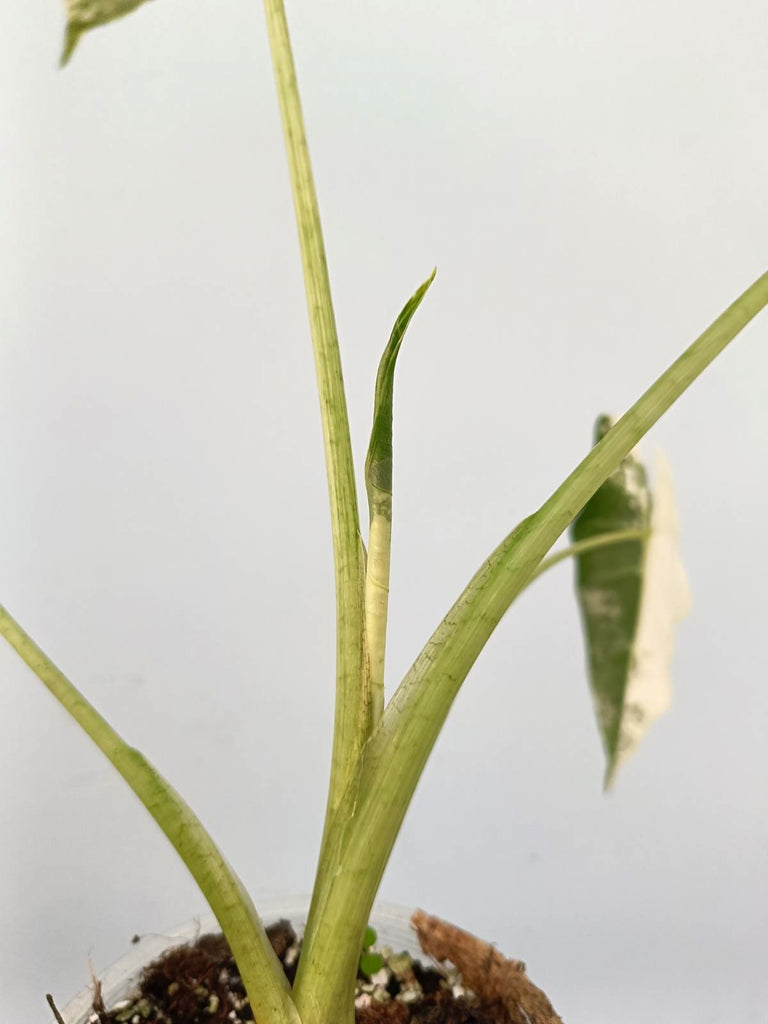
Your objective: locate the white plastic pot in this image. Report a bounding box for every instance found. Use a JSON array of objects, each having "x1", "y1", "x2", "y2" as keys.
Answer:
[{"x1": 57, "y1": 898, "x2": 424, "y2": 1024}]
